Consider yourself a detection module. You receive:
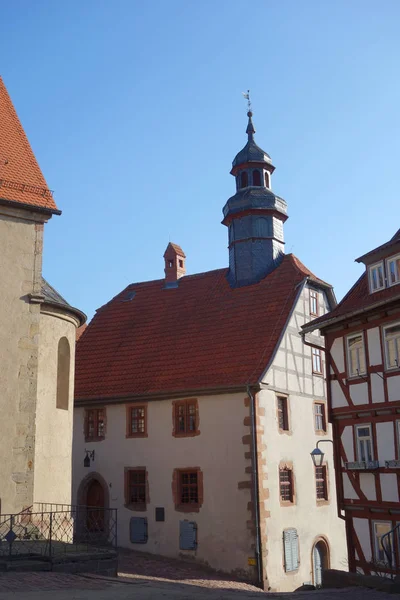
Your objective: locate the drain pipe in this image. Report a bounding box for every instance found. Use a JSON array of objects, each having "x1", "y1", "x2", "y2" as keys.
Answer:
[{"x1": 247, "y1": 384, "x2": 263, "y2": 589}]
